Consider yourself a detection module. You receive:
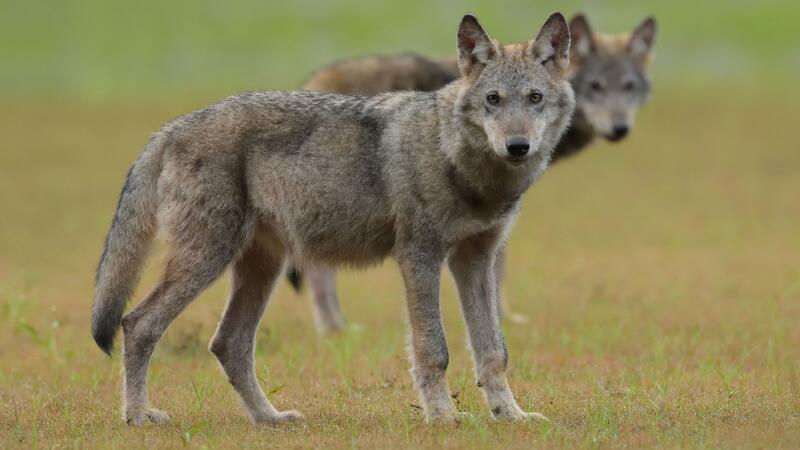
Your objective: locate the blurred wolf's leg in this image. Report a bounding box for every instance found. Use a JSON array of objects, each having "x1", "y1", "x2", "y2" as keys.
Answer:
[
  {"x1": 494, "y1": 244, "x2": 530, "y2": 324},
  {"x1": 306, "y1": 265, "x2": 347, "y2": 334}
]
